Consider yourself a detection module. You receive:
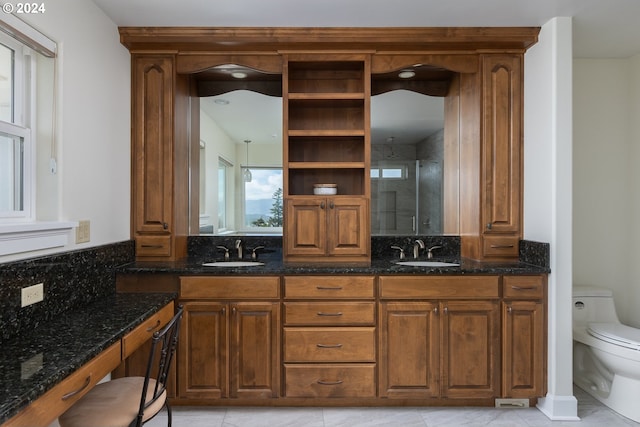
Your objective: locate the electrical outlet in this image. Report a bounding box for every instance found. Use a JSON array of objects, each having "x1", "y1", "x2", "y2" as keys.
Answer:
[
  {"x1": 76, "y1": 220, "x2": 90, "y2": 243},
  {"x1": 21, "y1": 283, "x2": 44, "y2": 307}
]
